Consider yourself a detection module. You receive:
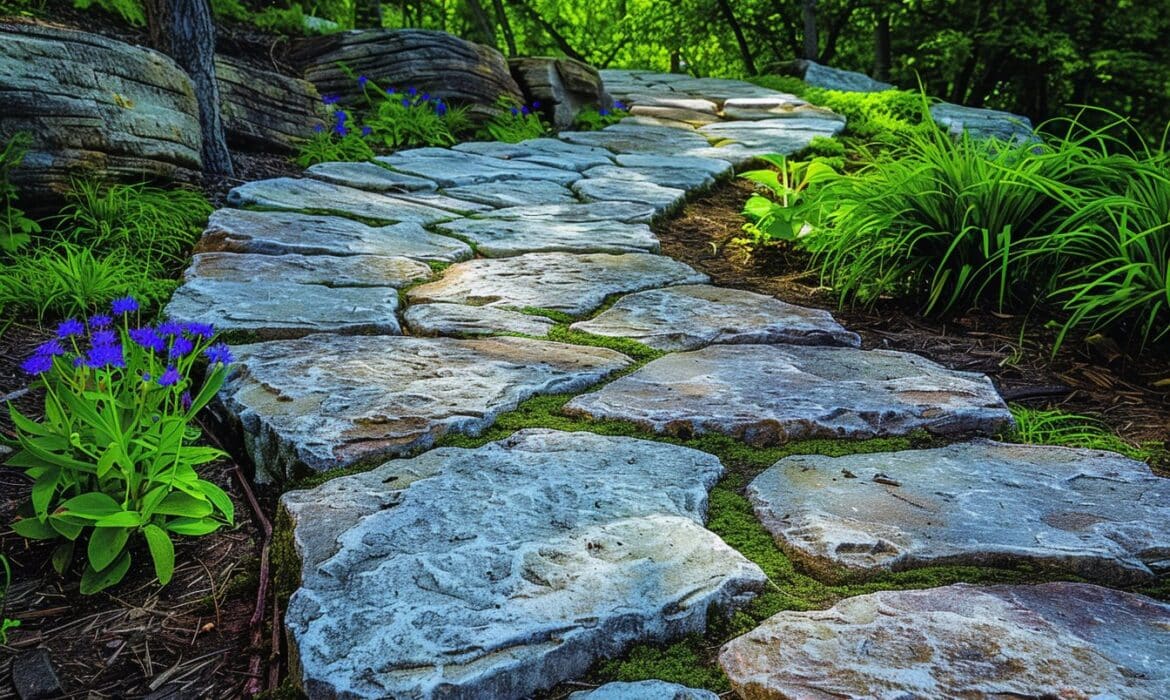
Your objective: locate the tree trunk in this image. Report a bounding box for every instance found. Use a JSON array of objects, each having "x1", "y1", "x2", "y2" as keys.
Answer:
[
  {"x1": 464, "y1": 0, "x2": 497, "y2": 47},
  {"x1": 714, "y1": 0, "x2": 757, "y2": 75},
  {"x1": 874, "y1": 14, "x2": 890, "y2": 82},
  {"x1": 355, "y1": 0, "x2": 383, "y2": 28},
  {"x1": 507, "y1": 0, "x2": 588, "y2": 63},
  {"x1": 144, "y1": 0, "x2": 233, "y2": 176},
  {"x1": 490, "y1": 0, "x2": 517, "y2": 56},
  {"x1": 801, "y1": 0, "x2": 818, "y2": 61}
]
